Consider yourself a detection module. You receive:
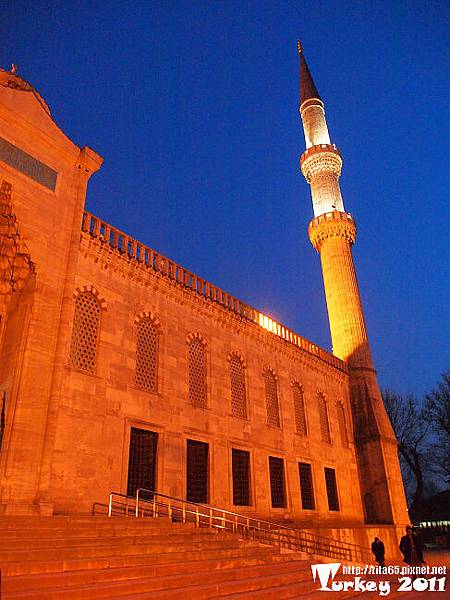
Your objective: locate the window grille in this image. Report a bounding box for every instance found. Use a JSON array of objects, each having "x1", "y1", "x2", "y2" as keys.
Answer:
[
  {"x1": 232, "y1": 449, "x2": 250, "y2": 506},
  {"x1": 135, "y1": 319, "x2": 158, "y2": 392},
  {"x1": 188, "y1": 338, "x2": 207, "y2": 408},
  {"x1": 186, "y1": 439, "x2": 209, "y2": 503},
  {"x1": 269, "y1": 456, "x2": 286, "y2": 508},
  {"x1": 69, "y1": 292, "x2": 100, "y2": 373},
  {"x1": 298, "y1": 462, "x2": 315, "y2": 510},
  {"x1": 127, "y1": 428, "x2": 158, "y2": 499},
  {"x1": 318, "y1": 393, "x2": 331, "y2": 443},
  {"x1": 293, "y1": 383, "x2": 307, "y2": 435},
  {"x1": 264, "y1": 369, "x2": 280, "y2": 427},
  {"x1": 324, "y1": 467, "x2": 340, "y2": 511},
  {"x1": 336, "y1": 402, "x2": 349, "y2": 447},
  {"x1": 230, "y1": 355, "x2": 247, "y2": 418}
]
